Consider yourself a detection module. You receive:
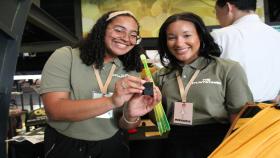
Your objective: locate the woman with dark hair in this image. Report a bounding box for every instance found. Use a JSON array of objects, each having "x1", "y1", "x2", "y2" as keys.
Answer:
[
  {"x1": 79, "y1": 10, "x2": 143, "y2": 72},
  {"x1": 153, "y1": 12, "x2": 253, "y2": 158},
  {"x1": 40, "y1": 10, "x2": 161, "y2": 158}
]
